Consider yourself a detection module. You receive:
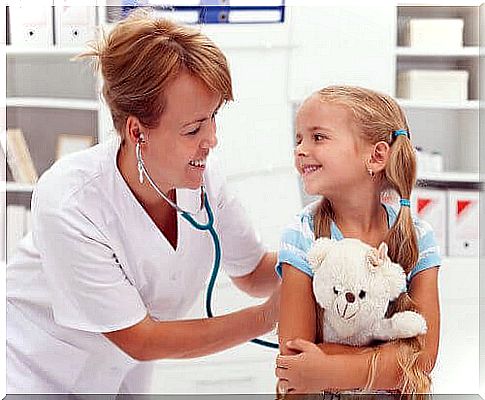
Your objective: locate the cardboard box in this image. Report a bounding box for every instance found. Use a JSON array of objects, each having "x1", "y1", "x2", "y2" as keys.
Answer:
[
  {"x1": 404, "y1": 18, "x2": 464, "y2": 49},
  {"x1": 447, "y1": 190, "x2": 479, "y2": 257},
  {"x1": 411, "y1": 188, "x2": 447, "y2": 257},
  {"x1": 398, "y1": 69, "x2": 469, "y2": 102}
]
